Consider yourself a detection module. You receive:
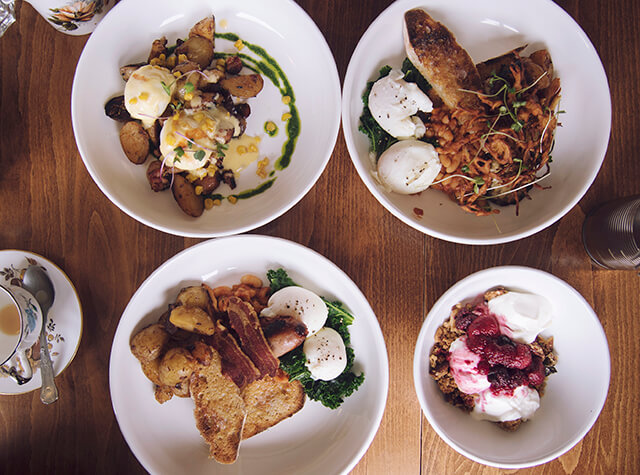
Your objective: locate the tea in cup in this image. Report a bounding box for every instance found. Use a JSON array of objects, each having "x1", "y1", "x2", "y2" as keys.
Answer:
[{"x1": 0, "y1": 285, "x2": 43, "y2": 384}]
